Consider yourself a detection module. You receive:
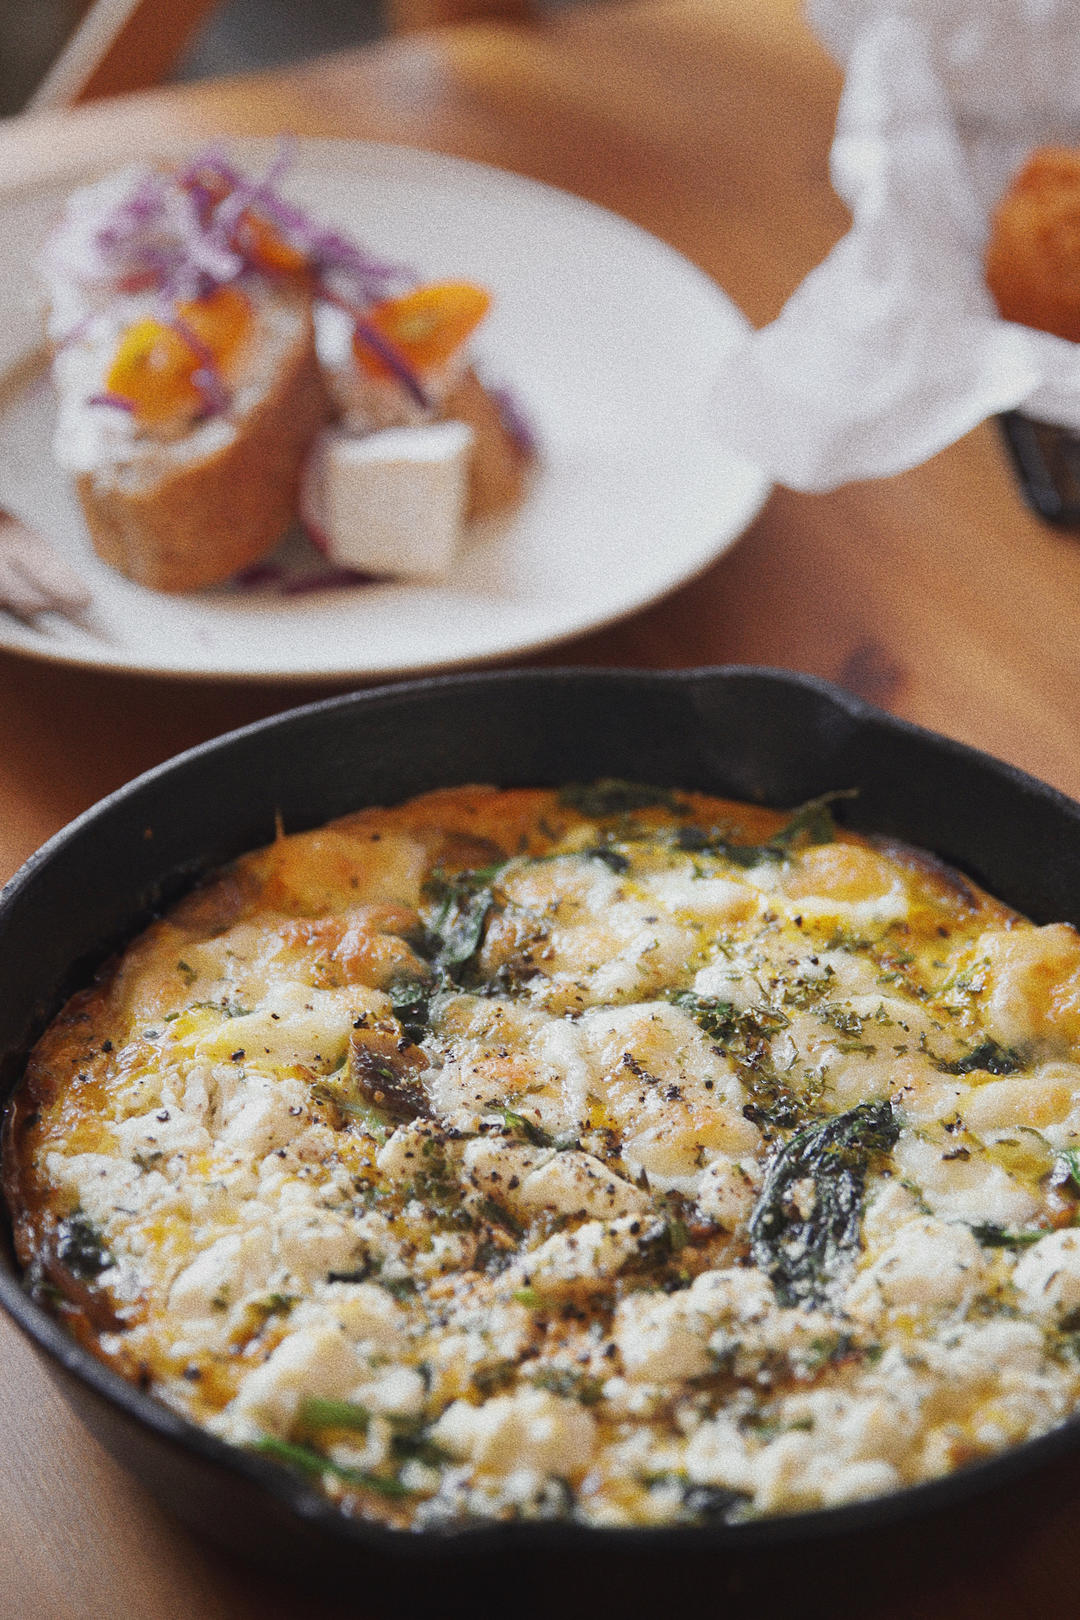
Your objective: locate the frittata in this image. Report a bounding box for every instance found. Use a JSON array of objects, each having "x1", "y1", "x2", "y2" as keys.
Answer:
[{"x1": 9, "y1": 781, "x2": 1080, "y2": 1530}]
